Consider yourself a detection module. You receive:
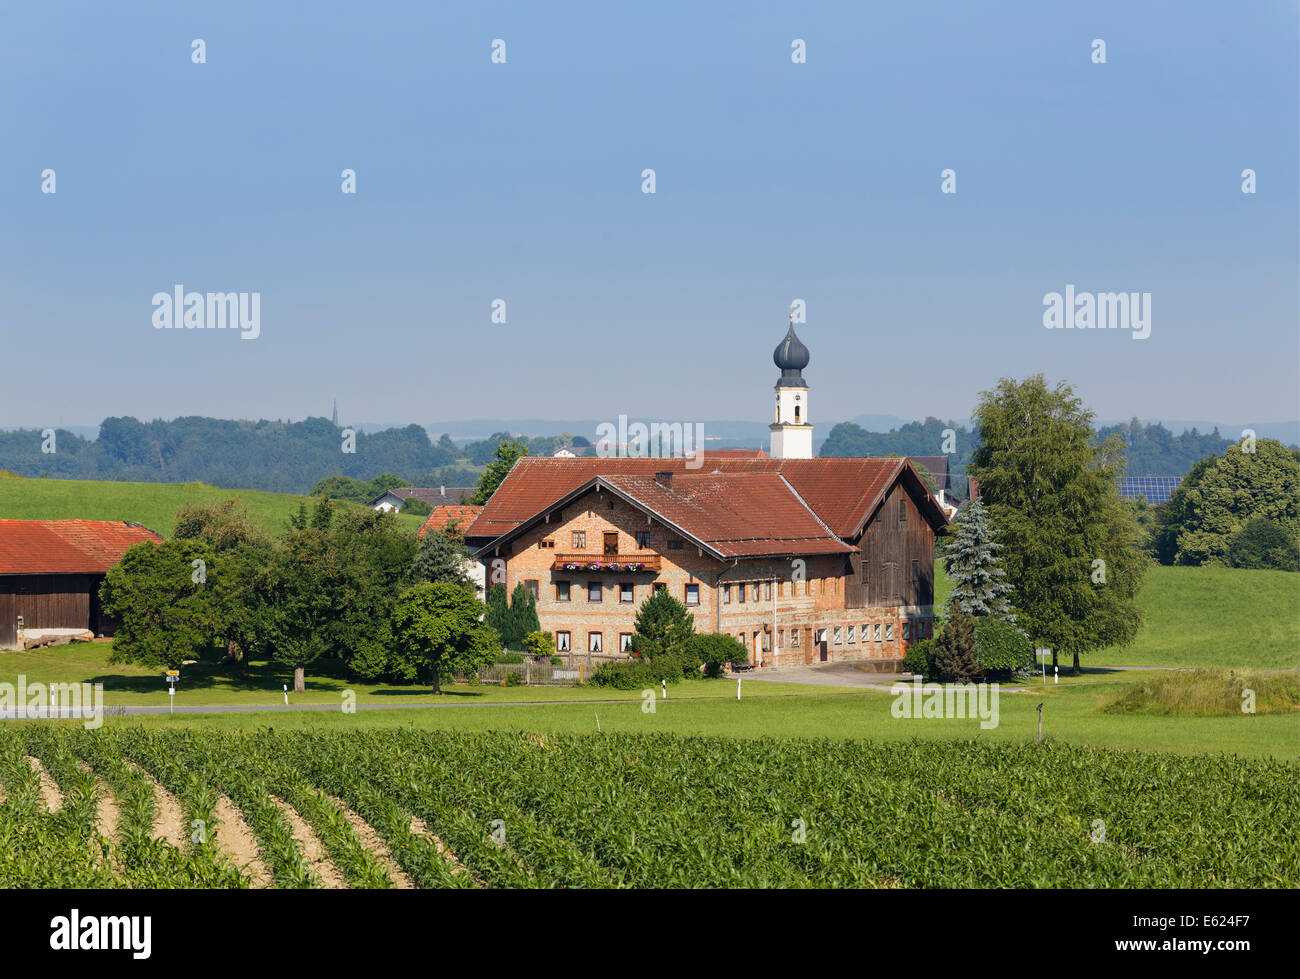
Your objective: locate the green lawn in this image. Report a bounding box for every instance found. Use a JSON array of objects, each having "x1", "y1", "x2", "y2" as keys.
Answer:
[
  {"x1": 3, "y1": 640, "x2": 838, "y2": 707},
  {"x1": 937, "y1": 560, "x2": 1298, "y2": 670},
  {"x1": 0, "y1": 474, "x2": 425, "y2": 535},
  {"x1": 90, "y1": 676, "x2": 1297, "y2": 760}
]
